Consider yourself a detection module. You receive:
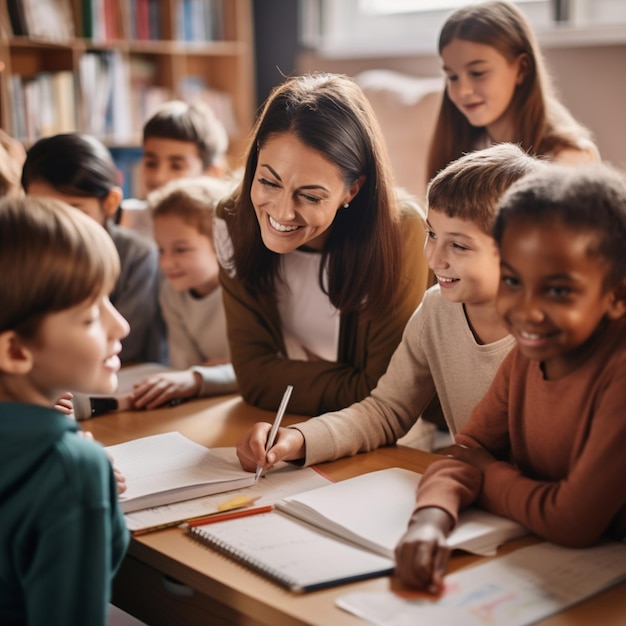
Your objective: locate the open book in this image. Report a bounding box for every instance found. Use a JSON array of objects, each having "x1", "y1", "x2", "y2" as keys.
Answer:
[
  {"x1": 105, "y1": 432, "x2": 256, "y2": 513},
  {"x1": 187, "y1": 468, "x2": 528, "y2": 592},
  {"x1": 276, "y1": 467, "x2": 527, "y2": 558}
]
